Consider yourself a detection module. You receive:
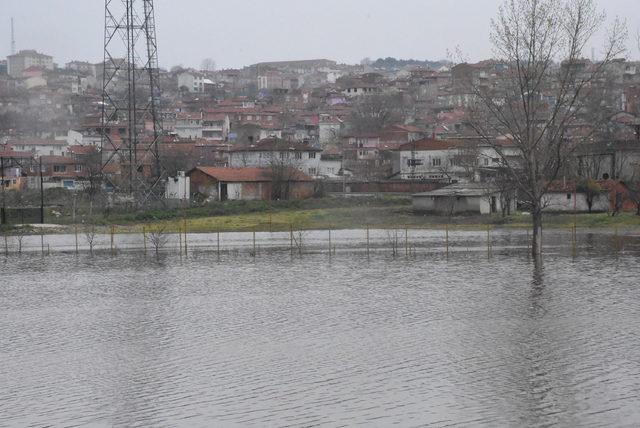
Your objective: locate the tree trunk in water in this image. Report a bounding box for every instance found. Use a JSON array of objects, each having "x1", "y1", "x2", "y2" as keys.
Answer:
[{"x1": 531, "y1": 206, "x2": 543, "y2": 257}]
